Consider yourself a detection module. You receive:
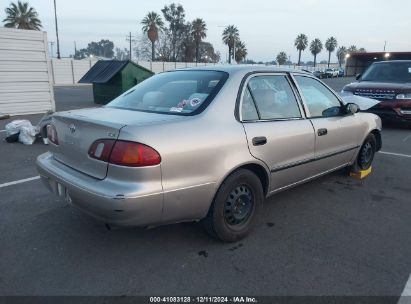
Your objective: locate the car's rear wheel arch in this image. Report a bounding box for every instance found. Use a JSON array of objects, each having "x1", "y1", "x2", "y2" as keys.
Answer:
[{"x1": 216, "y1": 163, "x2": 269, "y2": 198}]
